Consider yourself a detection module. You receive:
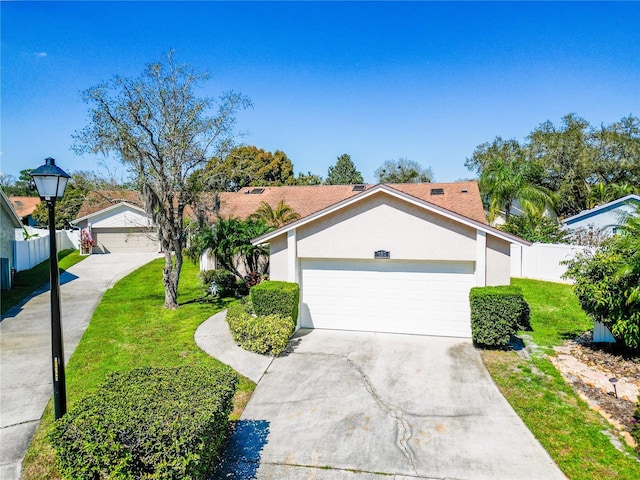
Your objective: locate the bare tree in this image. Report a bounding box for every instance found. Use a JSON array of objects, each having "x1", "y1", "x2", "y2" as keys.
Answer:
[{"x1": 73, "y1": 51, "x2": 251, "y2": 308}]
